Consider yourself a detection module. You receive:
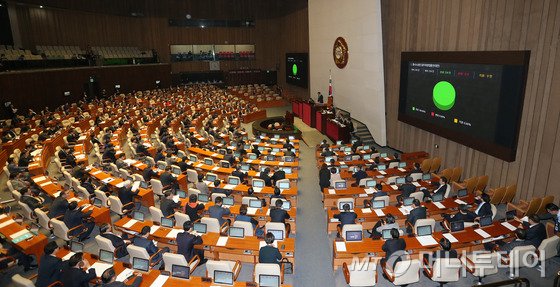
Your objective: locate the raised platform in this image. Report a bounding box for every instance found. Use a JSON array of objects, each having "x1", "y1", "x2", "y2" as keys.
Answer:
[{"x1": 252, "y1": 116, "x2": 302, "y2": 139}]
